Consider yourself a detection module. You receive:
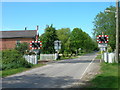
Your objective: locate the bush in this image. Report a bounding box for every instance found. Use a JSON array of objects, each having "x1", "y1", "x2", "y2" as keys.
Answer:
[
  {"x1": 63, "y1": 51, "x2": 68, "y2": 57},
  {"x1": 2, "y1": 49, "x2": 33, "y2": 70},
  {"x1": 107, "y1": 45, "x2": 113, "y2": 53},
  {"x1": 15, "y1": 42, "x2": 29, "y2": 55}
]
